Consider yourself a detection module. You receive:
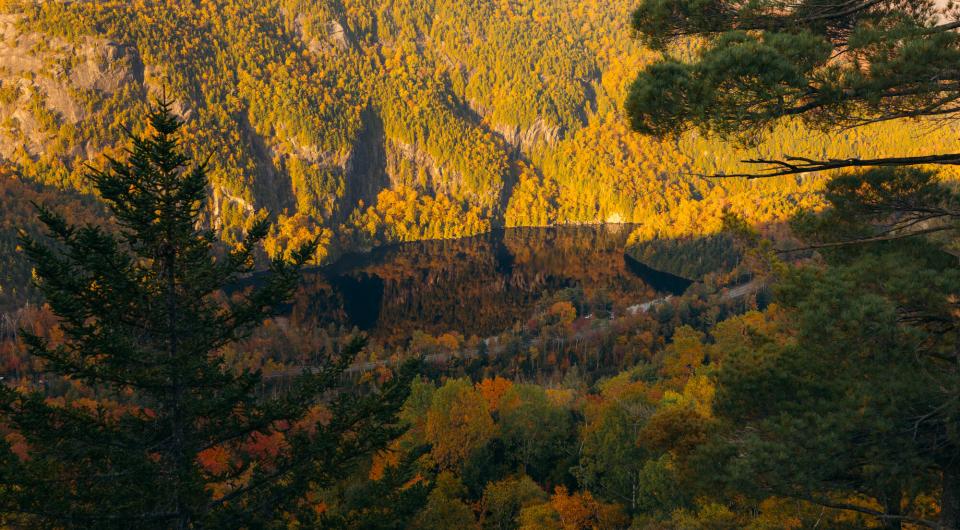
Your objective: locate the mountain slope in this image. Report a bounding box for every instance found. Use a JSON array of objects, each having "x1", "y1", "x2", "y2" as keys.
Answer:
[{"x1": 2, "y1": 0, "x2": 959, "y2": 265}]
